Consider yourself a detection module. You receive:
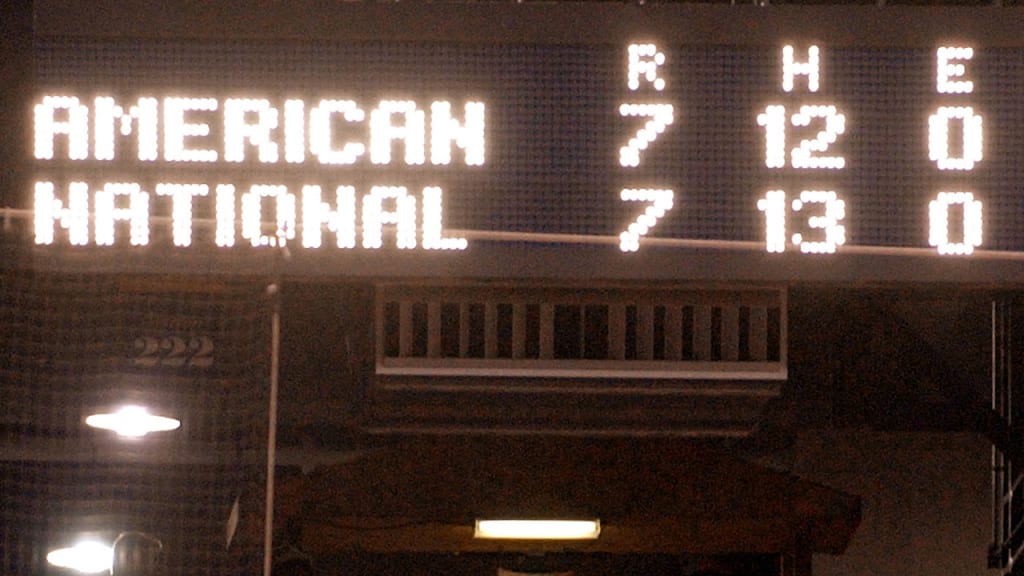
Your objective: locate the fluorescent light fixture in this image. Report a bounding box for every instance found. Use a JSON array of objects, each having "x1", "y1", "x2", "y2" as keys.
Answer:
[
  {"x1": 85, "y1": 405, "x2": 180, "y2": 438},
  {"x1": 46, "y1": 541, "x2": 113, "y2": 573},
  {"x1": 474, "y1": 519, "x2": 601, "y2": 540}
]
